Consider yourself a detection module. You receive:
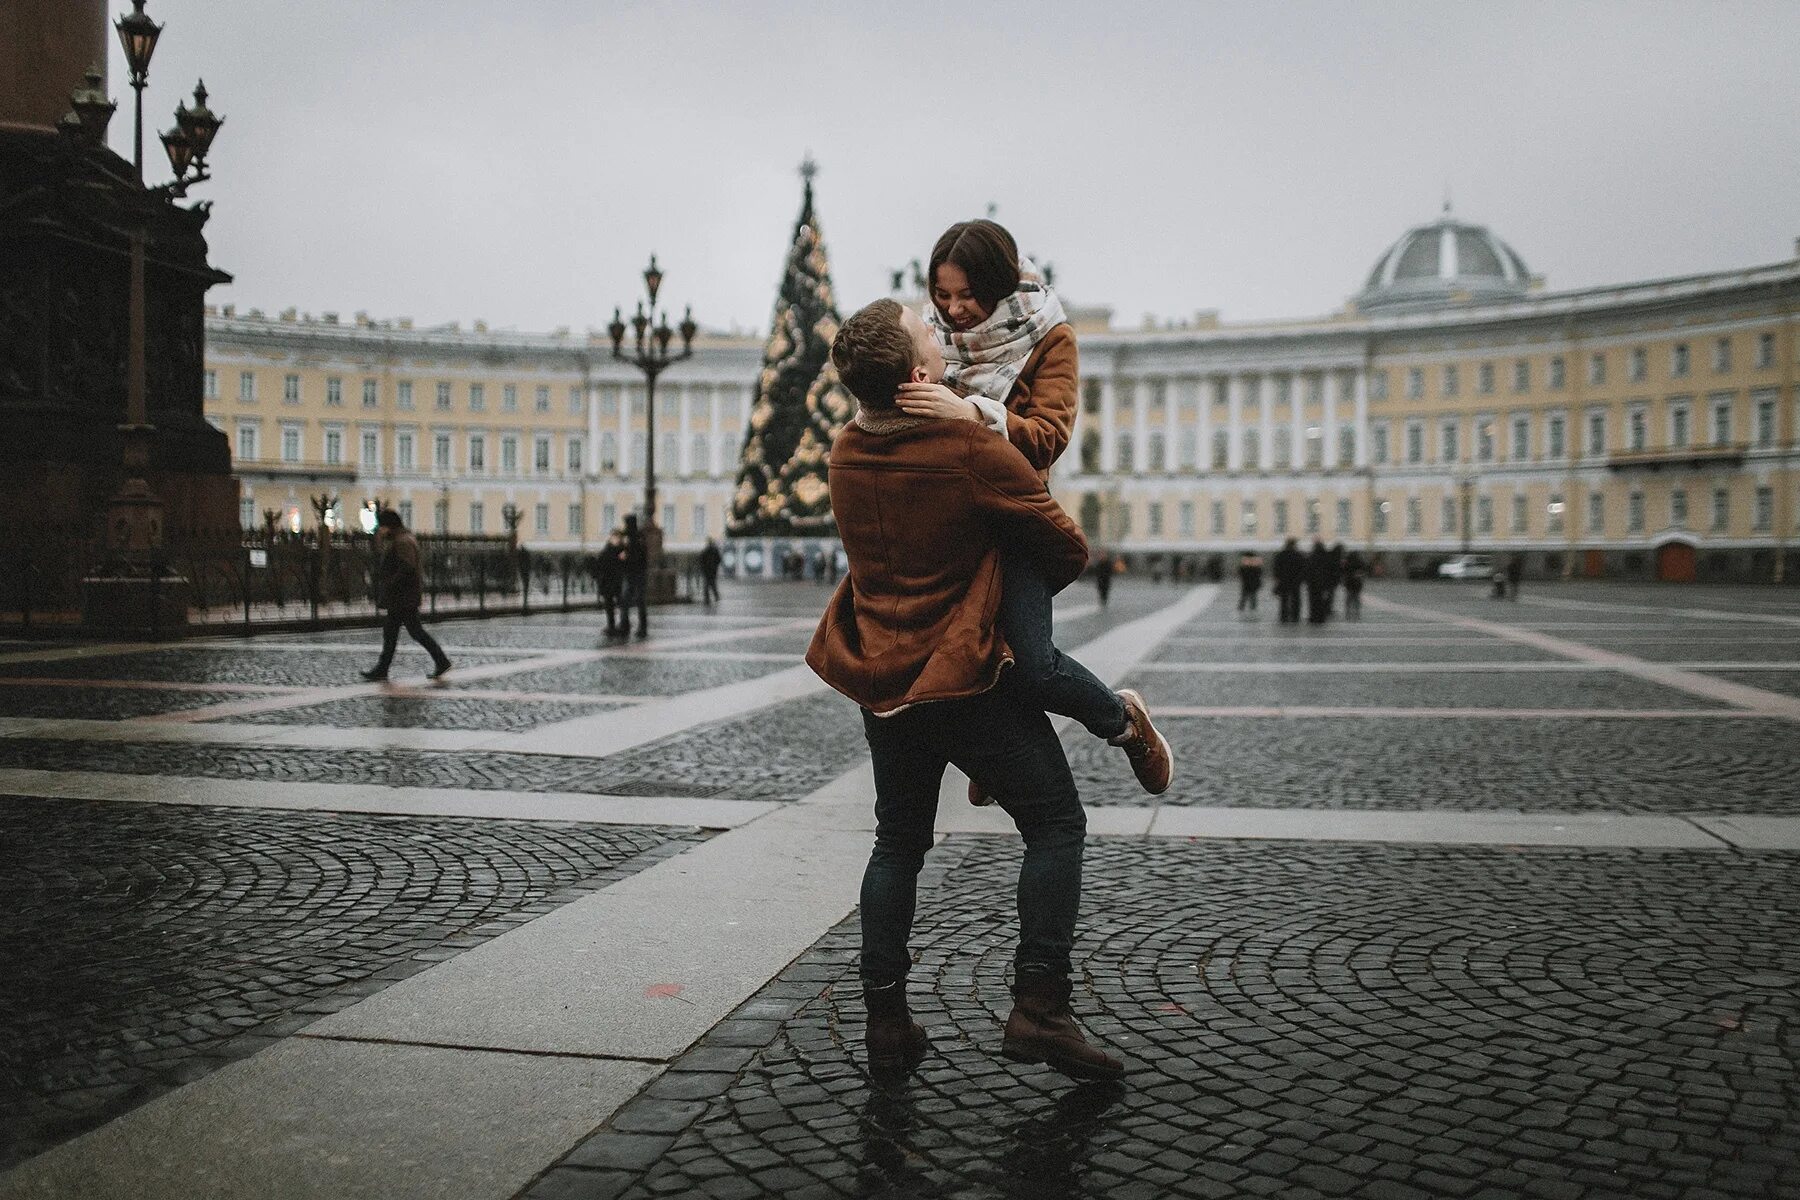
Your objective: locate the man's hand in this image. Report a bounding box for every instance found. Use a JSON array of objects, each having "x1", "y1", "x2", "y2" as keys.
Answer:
[{"x1": 896, "y1": 382, "x2": 980, "y2": 422}]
